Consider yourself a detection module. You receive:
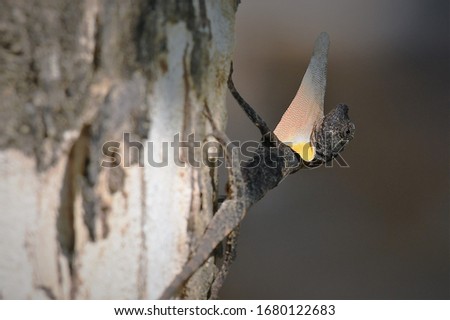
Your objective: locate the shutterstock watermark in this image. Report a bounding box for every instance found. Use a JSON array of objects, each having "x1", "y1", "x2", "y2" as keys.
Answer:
[{"x1": 101, "y1": 133, "x2": 350, "y2": 169}]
